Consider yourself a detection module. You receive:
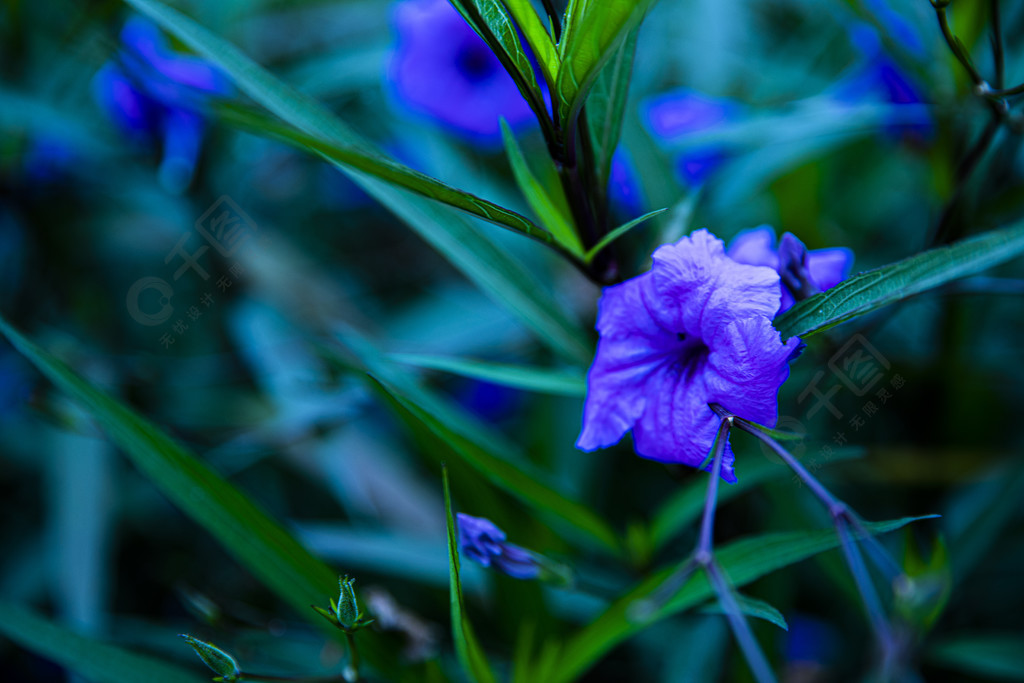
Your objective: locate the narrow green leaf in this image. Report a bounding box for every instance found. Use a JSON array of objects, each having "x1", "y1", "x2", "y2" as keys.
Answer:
[
  {"x1": 501, "y1": 119, "x2": 584, "y2": 257},
  {"x1": 503, "y1": 0, "x2": 560, "y2": 89},
  {"x1": 381, "y1": 379, "x2": 619, "y2": 553},
  {"x1": 586, "y1": 26, "x2": 639, "y2": 192},
  {"x1": 555, "y1": 0, "x2": 657, "y2": 125},
  {"x1": 699, "y1": 593, "x2": 789, "y2": 631},
  {"x1": 0, "y1": 601, "x2": 199, "y2": 683},
  {"x1": 928, "y1": 634, "x2": 1024, "y2": 681},
  {"x1": 121, "y1": 0, "x2": 591, "y2": 364},
  {"x1": 775, "y1": 222, "x2": 1024, "y2": 340},
  {"x1": 331, "y1": 327, "x2": 619, "y2": 553},
  {"x1": 0, "y1": 318, "x2": 398, "y2": 677},
  {"x1": 218, "y1": 103, "x2": 559, "y2": 251},
  {"x1": 388, "y1": 352, "x2": 586, "y2": 397},
  {"x1": 584, "y1": 208, "x2": 667, "y2": 263},
  {"x1": 448, "y1": 0, "x2": 546, "y2": 120},
  {"x1": 443, "y1": 466, "x2": 499, "y2": 683},
  {"x1": 549, "y1": 516, "x2": 934, "y2": 683}
]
